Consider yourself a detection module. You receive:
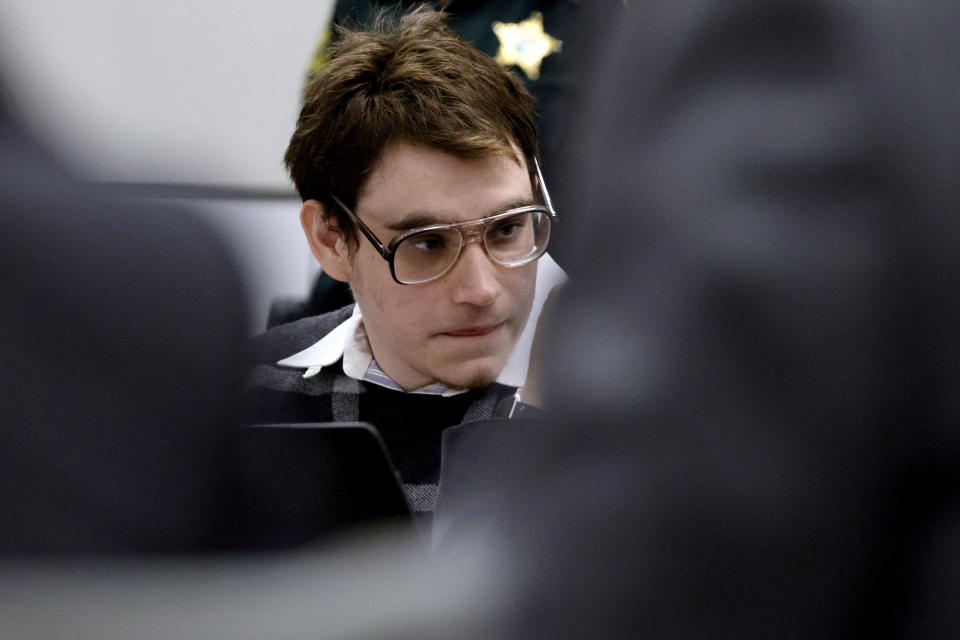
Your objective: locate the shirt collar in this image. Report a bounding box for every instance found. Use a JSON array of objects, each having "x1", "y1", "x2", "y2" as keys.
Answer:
[{"x1": 277, "y1": 253, "x2": 568, "y2": 392}]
